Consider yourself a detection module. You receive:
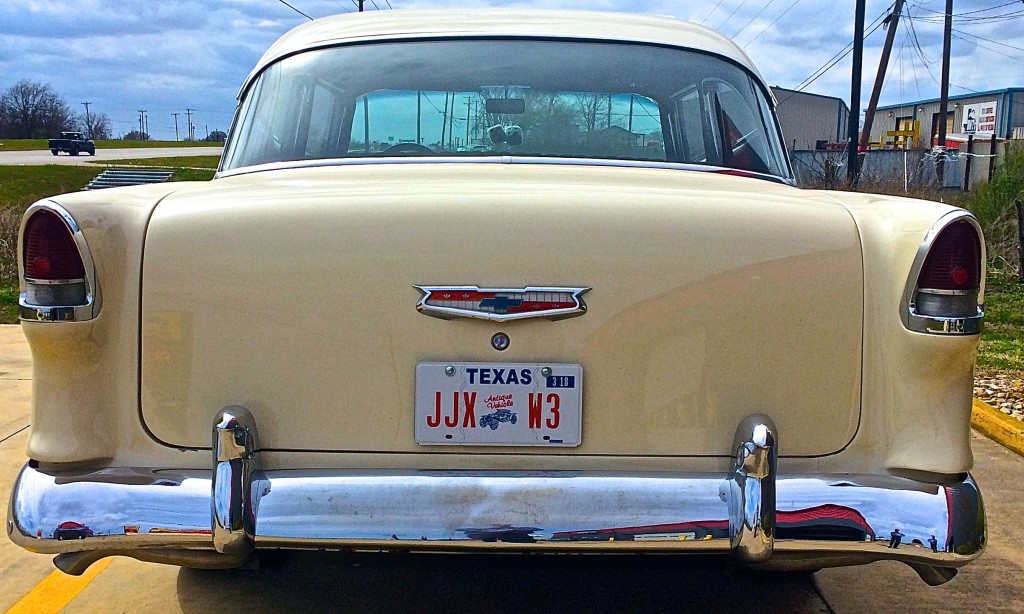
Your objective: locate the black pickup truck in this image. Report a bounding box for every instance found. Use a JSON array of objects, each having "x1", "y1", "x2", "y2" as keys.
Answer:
[{"x1": 48, "y1": 131, "x2": 96, "y2": 156}]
